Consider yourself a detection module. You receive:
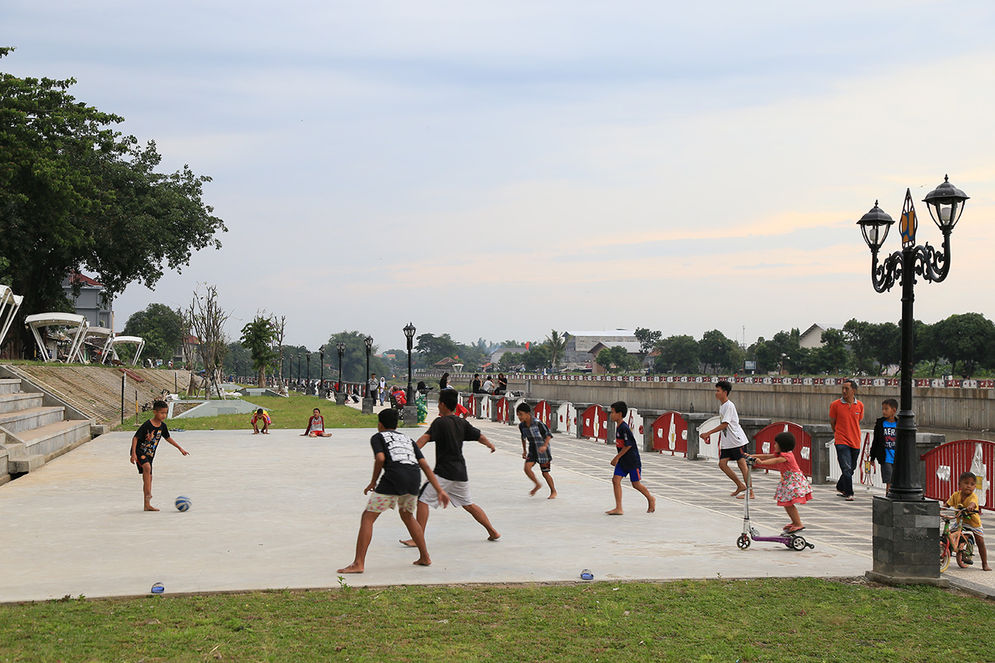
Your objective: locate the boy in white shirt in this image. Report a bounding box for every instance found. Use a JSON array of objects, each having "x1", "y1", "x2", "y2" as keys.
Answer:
[{"x1": 700, "y1": 380, "x2": 754, "y2": 499}]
